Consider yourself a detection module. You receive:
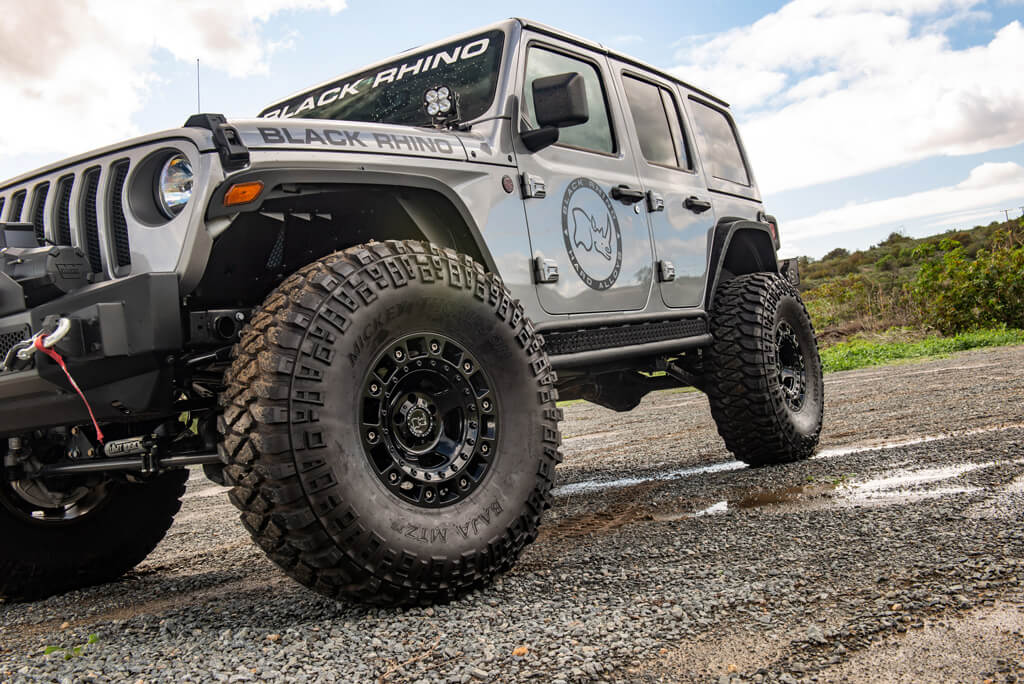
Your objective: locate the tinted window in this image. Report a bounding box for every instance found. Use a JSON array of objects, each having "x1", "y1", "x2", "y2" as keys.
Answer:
[
  {"x1": 690, "y1": 100, "x2": 750, "y2": 186},
  {"x1": 523, "y1": 47, "x2": 614, "y2": 154},
  {"x1": 621, "y1": 76, "x2": 691, "y2": 170},
  {"x1": 260, "y1": 31, "x2": 504, "y2": 126}
]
